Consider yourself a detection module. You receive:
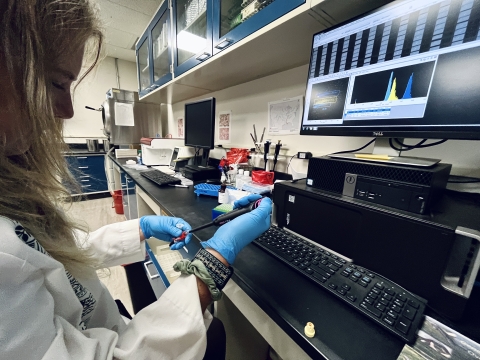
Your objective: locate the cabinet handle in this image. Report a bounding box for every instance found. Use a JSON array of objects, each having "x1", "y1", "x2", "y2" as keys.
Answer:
[
  {"x1": 79, "y1": 175, "x2": 90, "y2": 178},
  {"x1": 78, "y1": 166, "x2": 89, "y2": 169},
  {"x1": 77, "y1": 157, "x2": 88, "y2": 159},
  {"x1": 196, "y1": 52, "x2": 211, "y2": 61},
  {"x1": 144, "y1": 261, "x2": 160, "y2": 279},
  {"x1": 81, "y1": 184, "x2": 92, "y2": 188},
  {"x1": 215, "y1": 39, "x2": 233, "y2": 50},
  {"x1": 80, "y1": 179, "x2": 90, "y2": 182}
]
